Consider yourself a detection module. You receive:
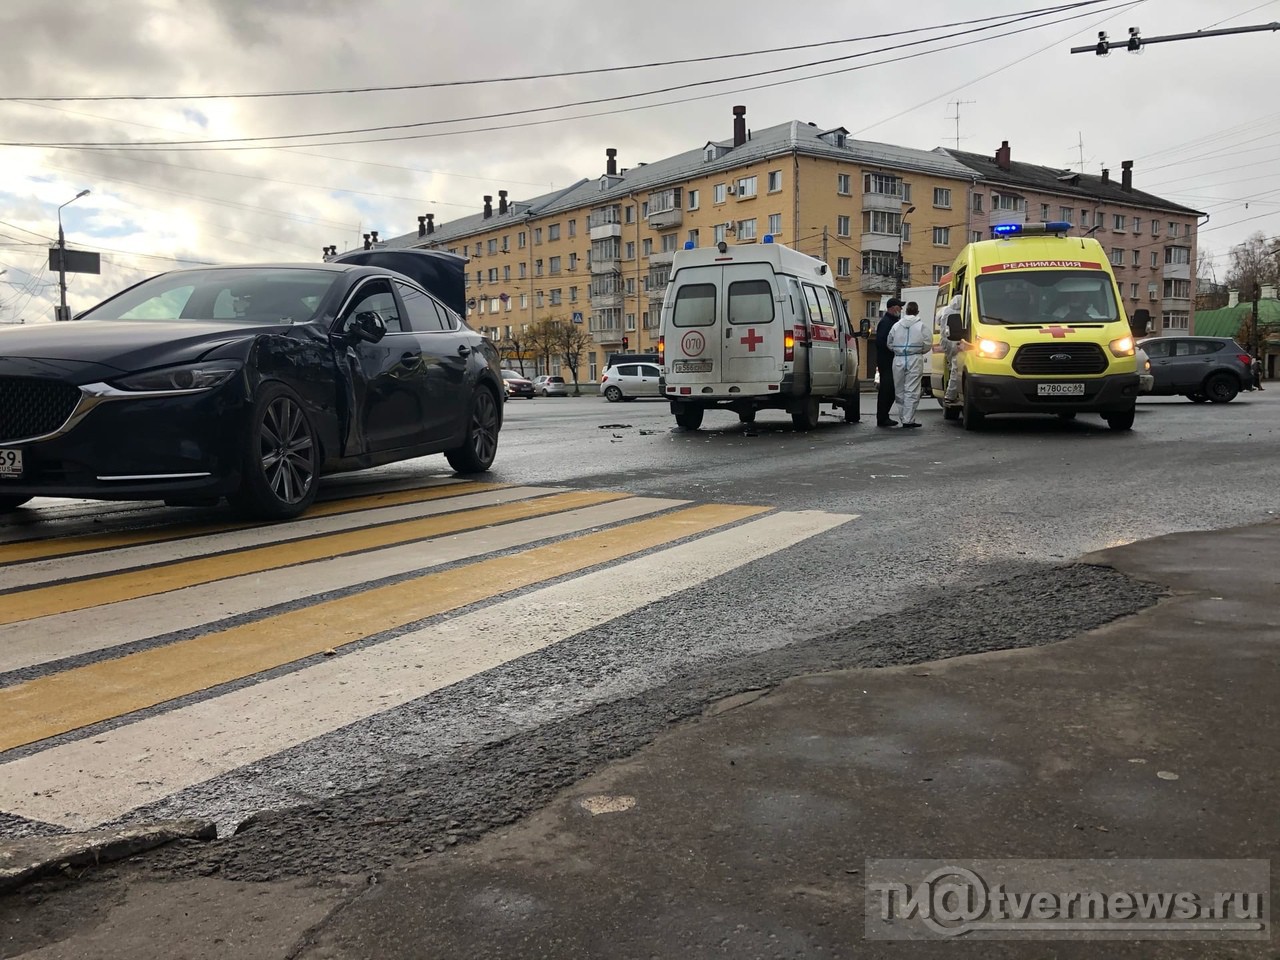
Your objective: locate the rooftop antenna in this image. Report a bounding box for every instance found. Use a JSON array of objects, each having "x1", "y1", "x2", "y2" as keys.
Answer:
[
  {"x1": 1076, "y1": 132, "x2": 1086, "y2": 174},
  {"x1": 945, "y1": 99, "x2": 976, "y2": 150}
]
